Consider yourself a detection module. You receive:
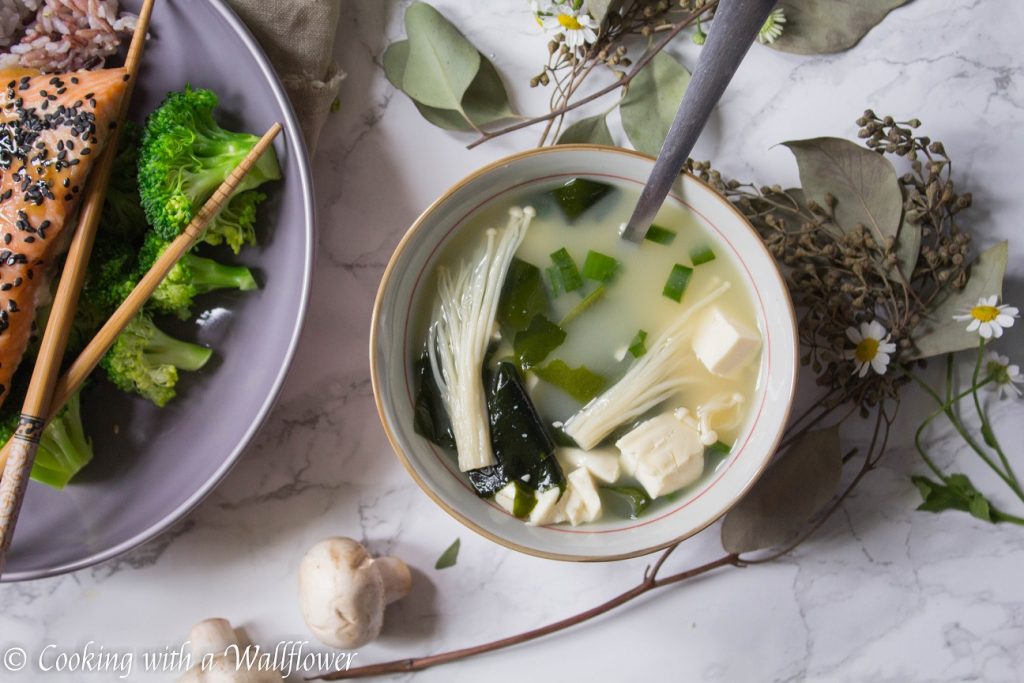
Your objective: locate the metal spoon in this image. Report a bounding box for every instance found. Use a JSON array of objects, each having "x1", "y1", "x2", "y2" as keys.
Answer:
[{"x1": 620, "y1": 0, "x2": 778, "y2": 243}]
